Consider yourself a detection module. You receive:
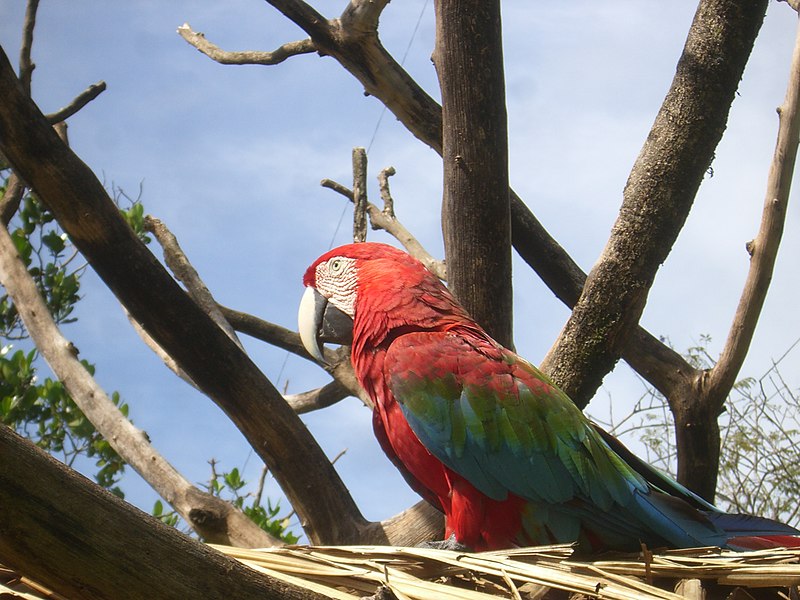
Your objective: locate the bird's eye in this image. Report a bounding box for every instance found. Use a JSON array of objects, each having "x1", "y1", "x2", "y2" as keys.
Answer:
[{"x1": 329, "y1": 259, "x2": 344, "y2": 274}]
